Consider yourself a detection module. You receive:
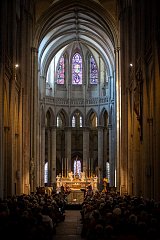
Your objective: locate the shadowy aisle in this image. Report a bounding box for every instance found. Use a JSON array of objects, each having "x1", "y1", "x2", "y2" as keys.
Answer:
[{"x1": 53, "y1": 210, "x2": 83, "y2": 240}]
